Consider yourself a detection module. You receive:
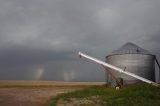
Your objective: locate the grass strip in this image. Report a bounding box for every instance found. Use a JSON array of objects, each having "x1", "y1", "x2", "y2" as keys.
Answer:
[{"x1": 49, "y1": 84, "x2": 160, "y2": 106}]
